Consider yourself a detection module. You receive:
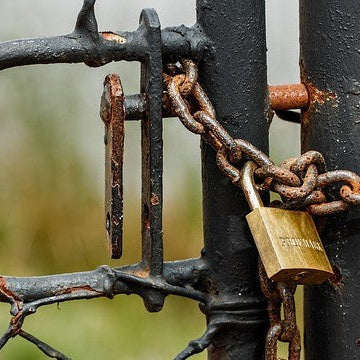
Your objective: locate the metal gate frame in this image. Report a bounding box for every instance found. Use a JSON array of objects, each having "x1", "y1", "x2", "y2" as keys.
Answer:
[{"x1": 0, "y1": 0, "x2": 358, "y2": 359}]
